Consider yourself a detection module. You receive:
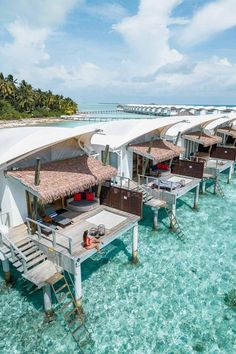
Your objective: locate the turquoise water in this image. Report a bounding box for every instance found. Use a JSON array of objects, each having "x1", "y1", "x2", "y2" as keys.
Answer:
[
  {"x1": 41, "y1": 103, "x2": 155, "y2": 128},
  {"x1": 1, "y1": 172, "x2": 236, "y2": 353}
]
